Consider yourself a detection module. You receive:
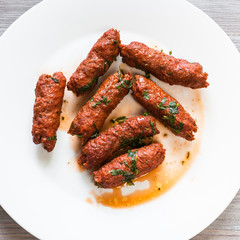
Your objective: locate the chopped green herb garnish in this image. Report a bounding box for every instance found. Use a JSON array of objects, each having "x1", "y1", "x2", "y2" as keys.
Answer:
[
  {"x1": 143, "y1": 90, "x2": 150, "y2": 100},
  {"x1": 157, "y1": 97, "x2": 168, "y2": 110},
  {"x1": 168, "y1": 72, "x2": 173, "y2": 76},
  {"x1": 128, "y1": 150, "x2": 139, "y2": 175},
  {"x1": 110, "y1": 169, "x2": 135, "y2": 185},
  {"x1": 118, "y1": 69, "x2": 123, "y2": 80},
  {"x1": 50, "y1": 77, "x2": 59, "y2": 83},
  {"x1": 162, "y1": 115, "x2": 184, "y2": 133},
  {"x1": 104, "y1": 60, "x2": 112, "y2": 71},
  {"x1": 89, "y1": 98, "x2": 93, "y2": 102},
  {"x1": 120, "y1": 136, "x2": 141, "y2": 149},
  {"x1": 161, "y1": 49, "x2": 163, "y2": 52},
  {"x1": 128, "y1": 150, "x2": 137, "y2": 159},
  {"x1": 120, "y1": 128, "x2": 154, "y2": 149},
  {"x1": 111, "y1": 116, "x2": 128, "y2": 124},
  {"x1": 169, "y1": 101, "x2": 179, "y2": 114},
  {"x1": 168, "y1": 114, "x2": 175, "y2": 124},
  {"x1": 71, "y1": 123, "x2": 75, "y2": 129},
  {"x1": 92, "y1": 96, "x2": 111, "y2": 108},
  {"x1": 47, "y1": 135, "x2": 57, "y2": 141},
  {"x1": 109, "y1": 150, "x2": 139, "y2": 185},
  {"x1": 169, "y1": 50, "x2": 172, "y2": 55},
  {"x1": 124, "y1": 160, "x2": 130, "y2": 168},
  {"x1": 116, "y1": 69, "x2": 132, "y2": 91},
  {"x1": 92, "y1": 102, "x2": 102, "y2": 108},
  {"x1": 158, "y1": 99, "x2": 183, "y2": 133},
  {"x1": 143, "y1": 112, "x2": 150, "y2": 116},
  {"x1": 145, "y1": 71, "x2": 150, "y2": 79},
  {"x1": 101, "y1": 96, "x2": 111, "y2": 105},
  {"x1": 158, "y1": 187, "x2": 161, "y2": 191},
  {"x1": 61, "y1": 116, "x2": 65, "y2": 120},
  {"x1": 90, "y1": 132, "x2": 99, "y2": 138},
  {"x1": 95, "y1": 183, "x2": 103, "y2": 188},
  {"x1": 77, "y1": 77, "x2": 98, "y2": 94},
  {"x1": 163, "y1": 116, "x2": 173, "y2": 126},
  {"x1": 120, "y1": 135, "x2": 153, "y2": 149},
  {"x1": 114, "y1": 40, "x2": 118, "y2": 44},
  {"x1": 90, "y1": 123, "x2": 99, "y2": 139},
  {"x1": 149, "y1": 121, "x2": 156, "y2": 135},
  {"x1": 75, "y1": 134, "x2": 83, "y2": 138},
  {"x1": 145, "y1": 161, "x2": 148, "y2": 164},
  {"x1": 174, "y1": 122, "x2": 184, "y2": 134}
]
